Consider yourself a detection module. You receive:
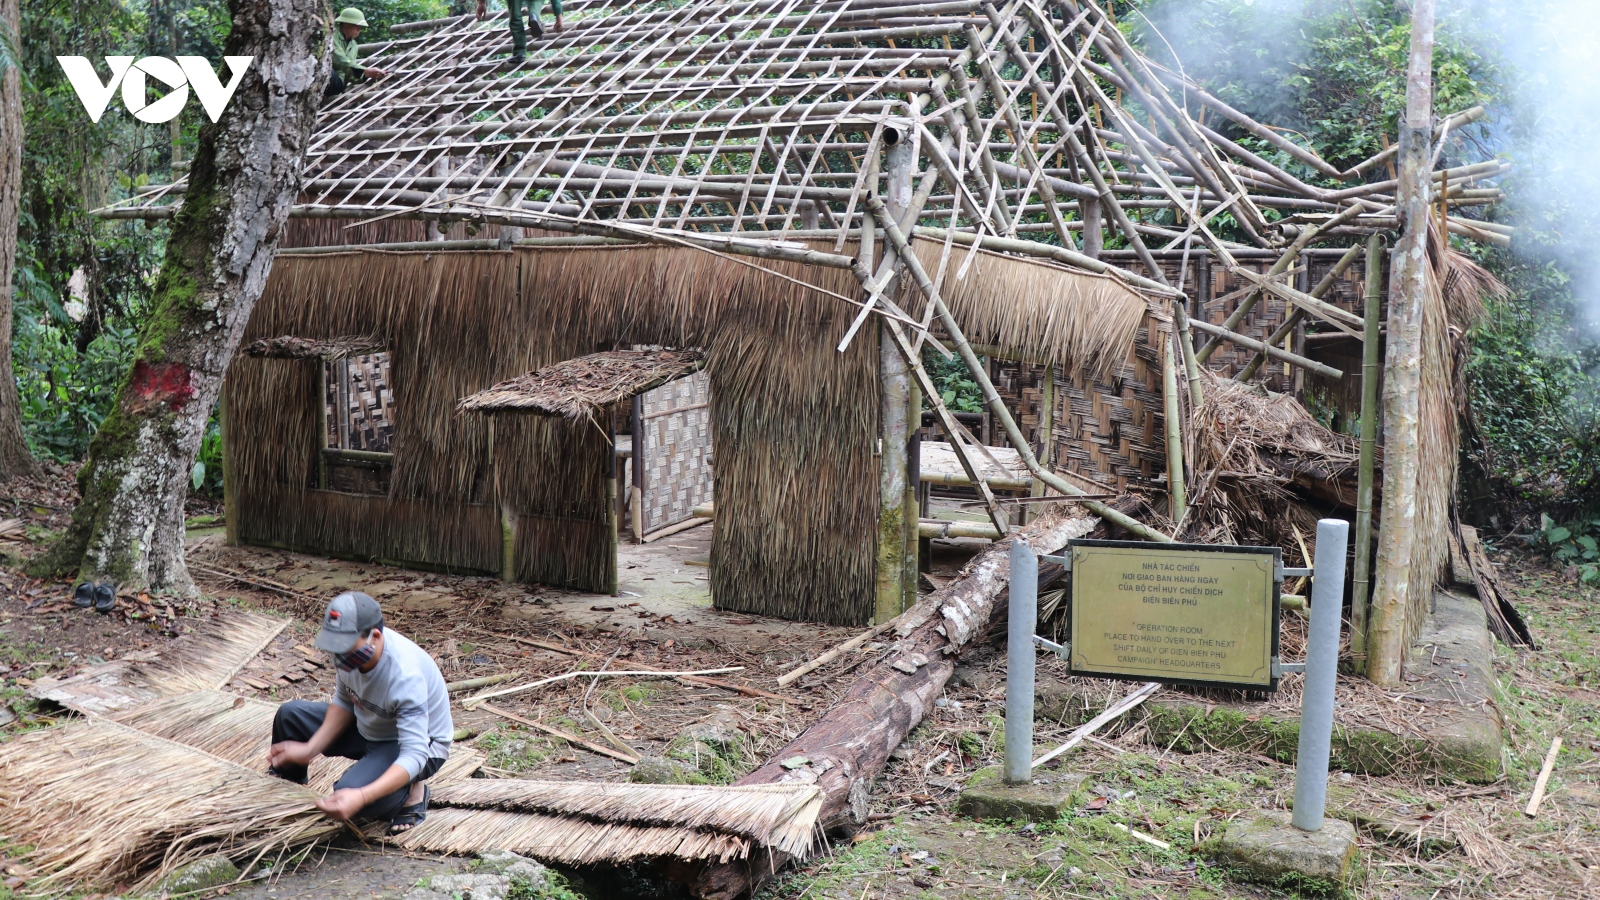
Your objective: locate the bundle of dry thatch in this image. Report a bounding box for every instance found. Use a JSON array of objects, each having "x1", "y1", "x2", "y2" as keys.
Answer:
[
  {"x1": 429, "y1": 780, "x2": 821, "y2": 858},
  {"x1": 245, "y1": 334, "x2": 386, "y2": 360},
  {"x1": 29, "y1": 609, "x2": 286, "y2": 715},
  {"x1": 0, "y1": 719, "x2": 340, "y2": 891},
  {"x1": 1185, "y1": 374, "x2": 1360, "y2": 557},
  {"x1": 108, "y1": 690, "x2": 484, "y2": 793},
  {"x1": 456, "y1": 349, "x2": 706, "y2": 419}
]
